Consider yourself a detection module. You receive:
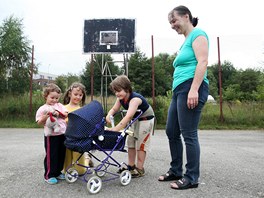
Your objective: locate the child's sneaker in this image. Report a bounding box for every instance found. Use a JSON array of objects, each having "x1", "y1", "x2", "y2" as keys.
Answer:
[
  {"x1": 131, "y1": 167, "x2": 145, "y2": 178},
  {"x1": 45, "y1": 177, "x2": 58, "y2": 184},
  {"x1": 56, "y1": 173, "x2": 65, "y2": 180},
  {"x1": 117, "y1": 165, "x2": 135, "y2": 174}
]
